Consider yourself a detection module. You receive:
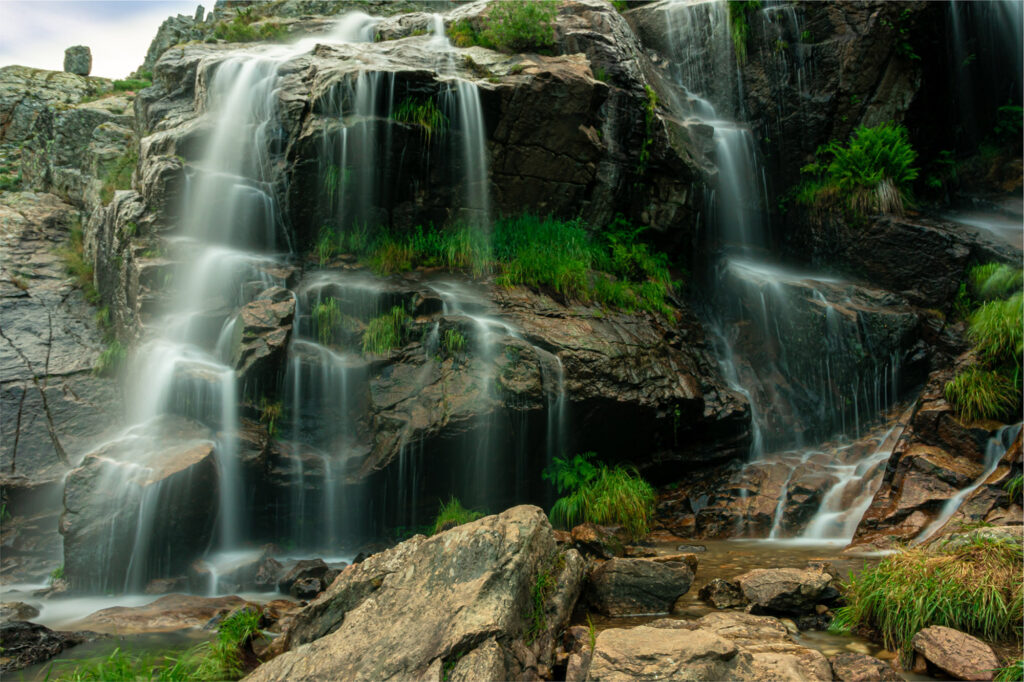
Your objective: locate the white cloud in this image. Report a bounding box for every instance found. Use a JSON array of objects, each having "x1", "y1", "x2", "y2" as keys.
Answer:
[{"x1": 0, "y1": 1, "x2": 200, "y2": 79}]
